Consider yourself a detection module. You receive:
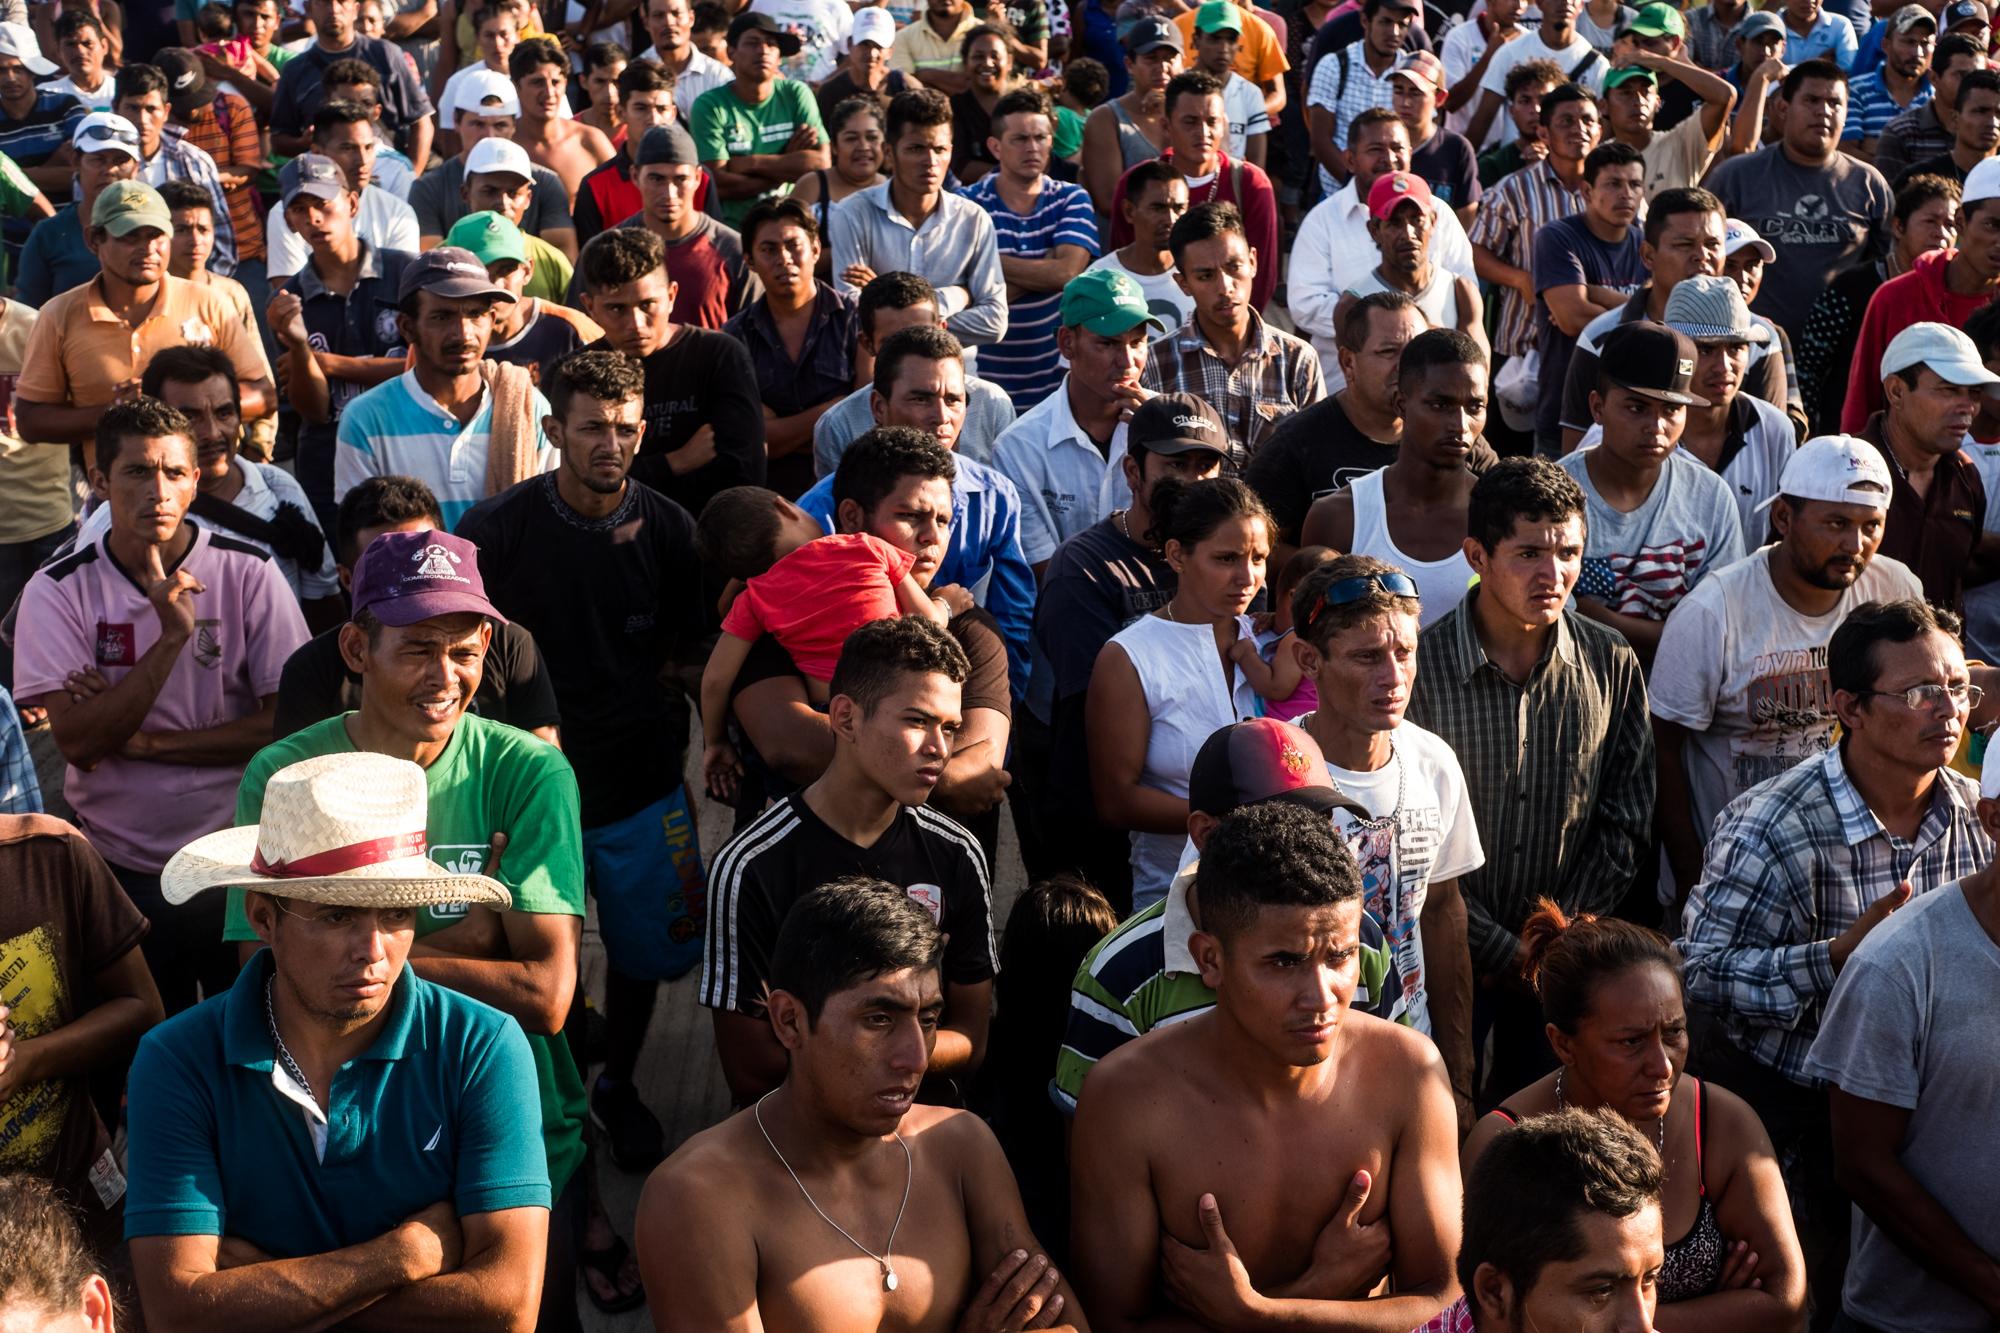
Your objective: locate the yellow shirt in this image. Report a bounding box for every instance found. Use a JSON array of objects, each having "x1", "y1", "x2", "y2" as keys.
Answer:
[
  {"x1": 1174, "y1": 8, "x2": 1289, "y2": 85},
  {"x1": 17, "y1": 273, "x2": 273, "y2": 413},
  {"x1": 891, "y1": 12, "x2": 980, "y2": 74},
  {"x1": 0, "y1": 301, "x2": 72, "y2": 546}
]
